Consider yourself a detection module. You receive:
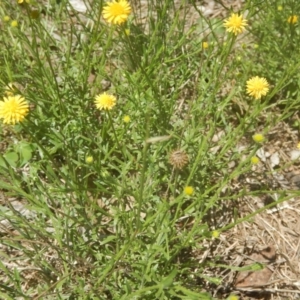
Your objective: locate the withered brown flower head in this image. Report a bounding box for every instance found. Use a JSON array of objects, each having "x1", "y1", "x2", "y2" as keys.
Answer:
[{"x1": 169, "y1": 149, "x2": 189, "y2": 169}]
